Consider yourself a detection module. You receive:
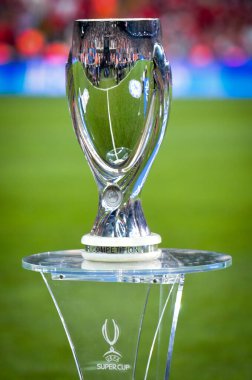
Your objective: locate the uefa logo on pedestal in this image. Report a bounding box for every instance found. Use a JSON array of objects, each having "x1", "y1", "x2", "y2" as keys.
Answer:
[
  {"x1": 102, "y1": 319, "x2": 121, "y2": 362},
  {"x1": 96, "y1": 319, "x2": 131, "y2": 372}
]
